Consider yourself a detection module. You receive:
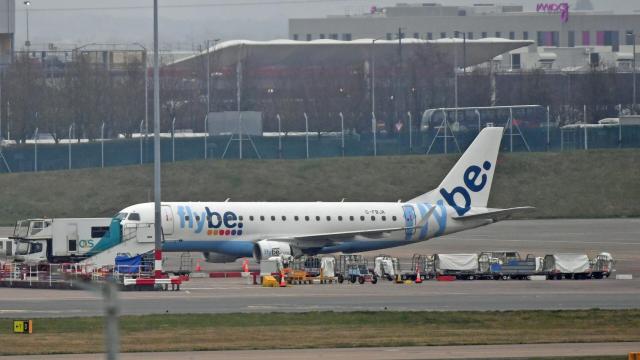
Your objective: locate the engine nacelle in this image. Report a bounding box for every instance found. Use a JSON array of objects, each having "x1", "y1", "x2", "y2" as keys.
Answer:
[
  {"x1": 252, "y1": 240, "x2": 293, "y2": 262},
  {"x1": 203, "y1": 252, "x2": 240, "y2": 263}
]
